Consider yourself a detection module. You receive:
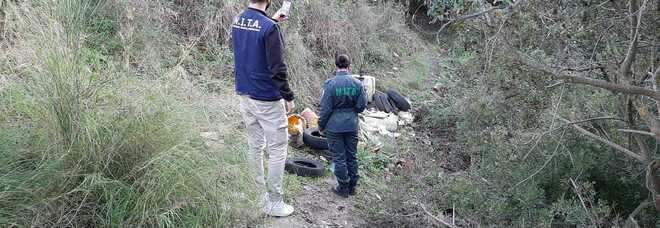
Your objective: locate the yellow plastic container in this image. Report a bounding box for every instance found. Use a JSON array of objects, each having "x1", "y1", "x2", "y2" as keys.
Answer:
[{"x1": 287, "y1": 114, "x2": 306, "y2": 136}]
